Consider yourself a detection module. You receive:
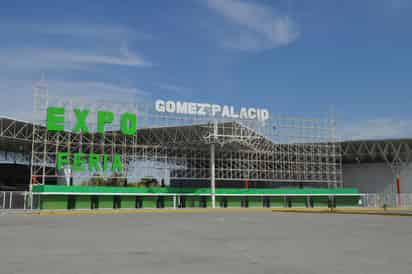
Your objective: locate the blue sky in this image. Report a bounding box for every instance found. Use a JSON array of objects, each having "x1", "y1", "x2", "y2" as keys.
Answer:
[{"x1": 0, "y1": 0, "x2": 411, "y2": 140}]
